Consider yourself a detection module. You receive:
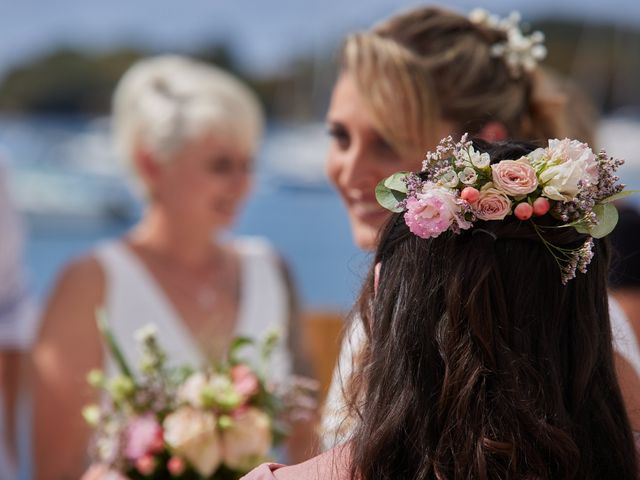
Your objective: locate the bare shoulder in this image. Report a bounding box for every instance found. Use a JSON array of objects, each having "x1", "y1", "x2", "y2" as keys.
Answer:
[
  {"x1": 273, "y1": 446, "x2": 351, "y2": 480},
  {"x1": 34, "y1": 254, "x2": 106, "y2": 369}
]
